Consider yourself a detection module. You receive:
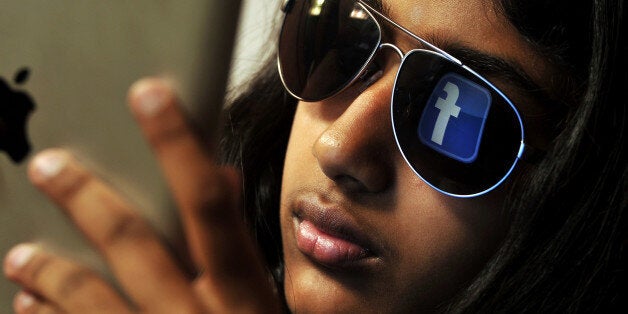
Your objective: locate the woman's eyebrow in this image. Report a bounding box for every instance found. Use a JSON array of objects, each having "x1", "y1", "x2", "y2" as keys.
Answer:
[
  {"x1": 444, "y1": 44, "x2": 553, "y2": 110},
  {"x1": 362, "y1": 0, "x2": 555, "y2": 110}
]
